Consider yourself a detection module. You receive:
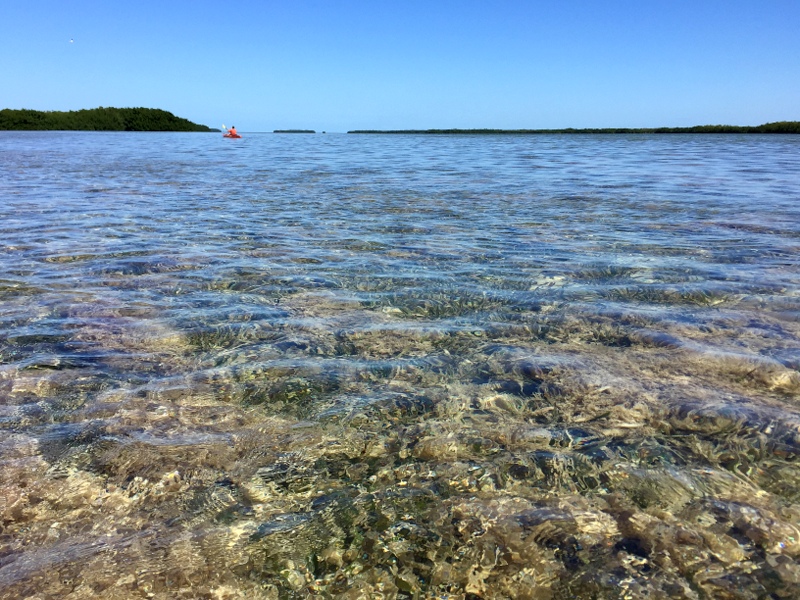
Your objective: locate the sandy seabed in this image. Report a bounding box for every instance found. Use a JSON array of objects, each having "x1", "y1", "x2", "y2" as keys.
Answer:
[{"x1": 2, "y1": 281, "x2": 800, "y2": 600}]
